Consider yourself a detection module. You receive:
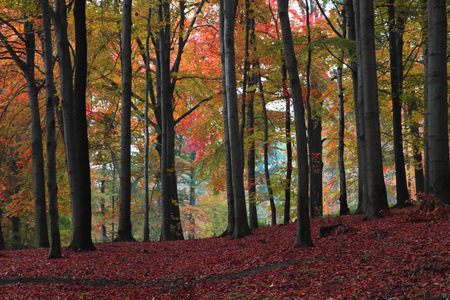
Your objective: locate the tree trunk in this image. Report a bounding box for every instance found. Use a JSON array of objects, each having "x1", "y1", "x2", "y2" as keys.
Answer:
[
  {"x1": 388, "y1": 0, "x2": 409, "y2": 207},
  {"x1": 358, "y1": 0, "x2": 389, "y2": 219},
  {"x1": 143, "y1": 5, "x2": 152, "y2": 243},
  {"x1": 427, "y1": 0, "x2": 449, "y2": 205},
  {"x1": 70, "y1": 0, "x2": 95, "y2": 250},
  {"x1": 278, "y1": 0, "x2": 313, "y2": 248},
  {"x1": 223, "y1": 0, "x2": 251, "y2": 239},
  {"x1": 245, "y1": 0, "x2": 258, "y2": 230},
  {"x1": 116, "y1": 0, "x2": 134, "y2": 242},
  {"x1": 351, "y1": 0, "x2": 368, "y2": 215},
  {"x1": 304, "y1": 0, "x2": 323, "y2": 219},
  {"x1": 219, "y1": 0, "x2": 235, "y2": 237},
  {"x1": 24, "y1": 20, "x2": 49, "y2": 248},
  {"x1": 282, "y1": 62, "x2": 292, "y2": 225},
  {"x1": 53, "y1": 0, "x2": 95, "y2": 251},
  {"x1": 42, "y1": 0, "x2": 62, "y2": 258},
  {"x1": 260, "y1": 75, "x2": 276, "y2": 226},
  {"x1": 337, "y1": 65, "x2": 349, "y2": 216}
]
